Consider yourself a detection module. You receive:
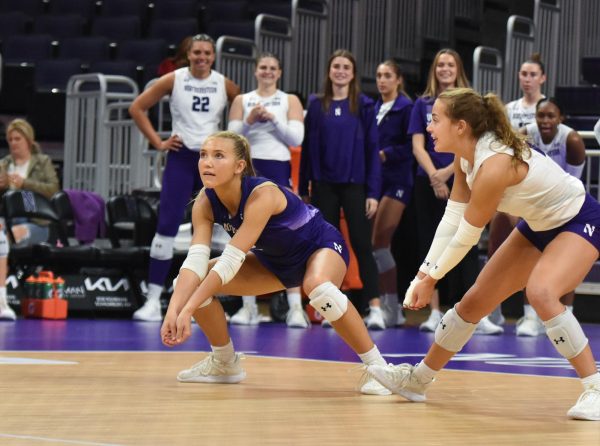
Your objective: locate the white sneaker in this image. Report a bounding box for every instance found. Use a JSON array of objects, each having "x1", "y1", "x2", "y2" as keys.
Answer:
[
  {"x1": 230, "y1": 303, "x2": 261, "y2": 325},
  {"x1": 177, "y1": 353, "x2": 246, "y2": 384},
  {"x1": 0, "y1": 306, "x2": 17, "y2": 321},
  {"x1": 286, "y1": 304, "x2": 310, "y2": 328},
  {"x1": 419, "y1": 309, "x2": 442, "y2": 332},
  {"x1": 359, "y1": 370, "x2": 392, "y2": 395},
  {"x1": 567, "y1": 386, "x2": 600, "y2": 421},
  {"x1": 367, "y1": 363, "x2": 431, "y2": 402},
  {"x1": 474, "y1": 316, "x2": 504, "y2": 335},
  {"x1": 364, "y1": 307, "x2": 386, "y2": 330},
  {"x1": 516, "y1": 315, "x2": 545, "y2": 336},
  {"x1": 132, "y1": 299, "x2": 162, "y2": 322}
]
